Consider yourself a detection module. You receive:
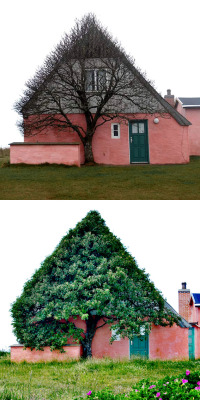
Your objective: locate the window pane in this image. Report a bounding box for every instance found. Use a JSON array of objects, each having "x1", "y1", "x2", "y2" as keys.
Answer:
[
  {"x1": 139, "y1": 123, "x2": 145, "y2": 133},
  {"x1": 113, "y1": 124, "x2": 119, "y2": 137},
  {"x1": 140, "y1": 326, "x2": 145, "y2": 336},
  {"x1": 97, "y1": 70, "x2": 106, "y2": 90},
  {"x1": 111, "y1": 328, "x2": 121, "y2": 341},
  {"x1": 132, "y1": 123, "x2": 138, "y2": 134},
  {"x1": 85, "y1": 70, "x2": 95, "y2": 91}
]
